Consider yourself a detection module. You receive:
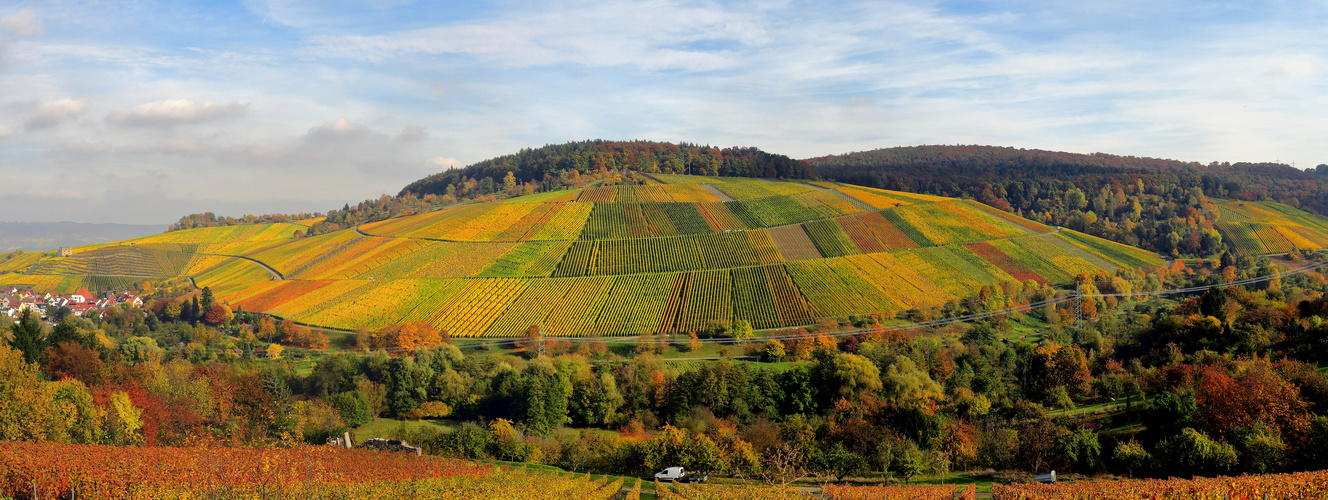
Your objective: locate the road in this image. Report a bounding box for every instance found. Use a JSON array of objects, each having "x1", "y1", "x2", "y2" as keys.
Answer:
[{"x1": 195, "y1": 253, "x2": 284, "y2": 281}]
